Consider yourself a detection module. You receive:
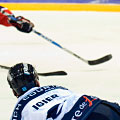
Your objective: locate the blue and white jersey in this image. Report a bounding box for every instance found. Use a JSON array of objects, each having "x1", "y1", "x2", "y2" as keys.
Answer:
[
  {"x1": 10, "y1": 85, "x2": 101, "y2": 120},
  {"x1": 10, "y1": 85, "x2": 81, "y2": 120}
]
